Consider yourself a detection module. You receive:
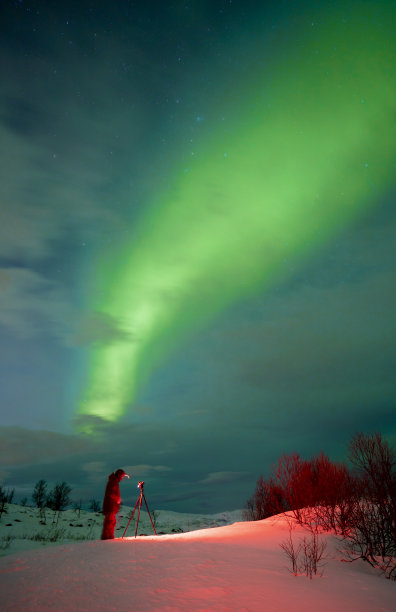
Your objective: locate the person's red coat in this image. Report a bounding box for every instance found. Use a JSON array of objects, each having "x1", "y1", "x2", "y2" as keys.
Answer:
[
  {"x1": 101, "y1": 469, "x2": 125, "y2": 539},
  {"x1": 102, "y1": 472, "x2": 122, "y2": 514}
]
